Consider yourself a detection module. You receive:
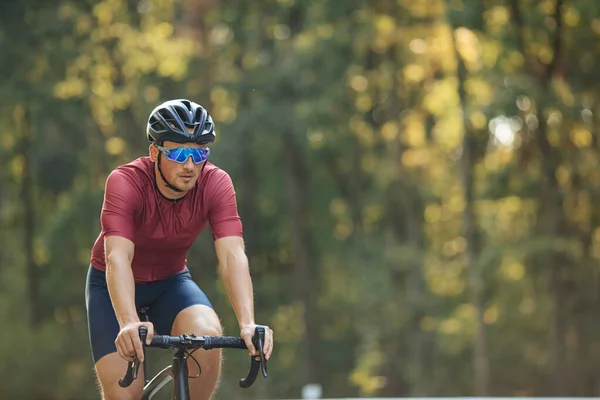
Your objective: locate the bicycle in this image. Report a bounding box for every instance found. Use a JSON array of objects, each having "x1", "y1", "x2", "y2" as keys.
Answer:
[{"x1": 118, "y1": 325, "x2": 268, "y2": 400}]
